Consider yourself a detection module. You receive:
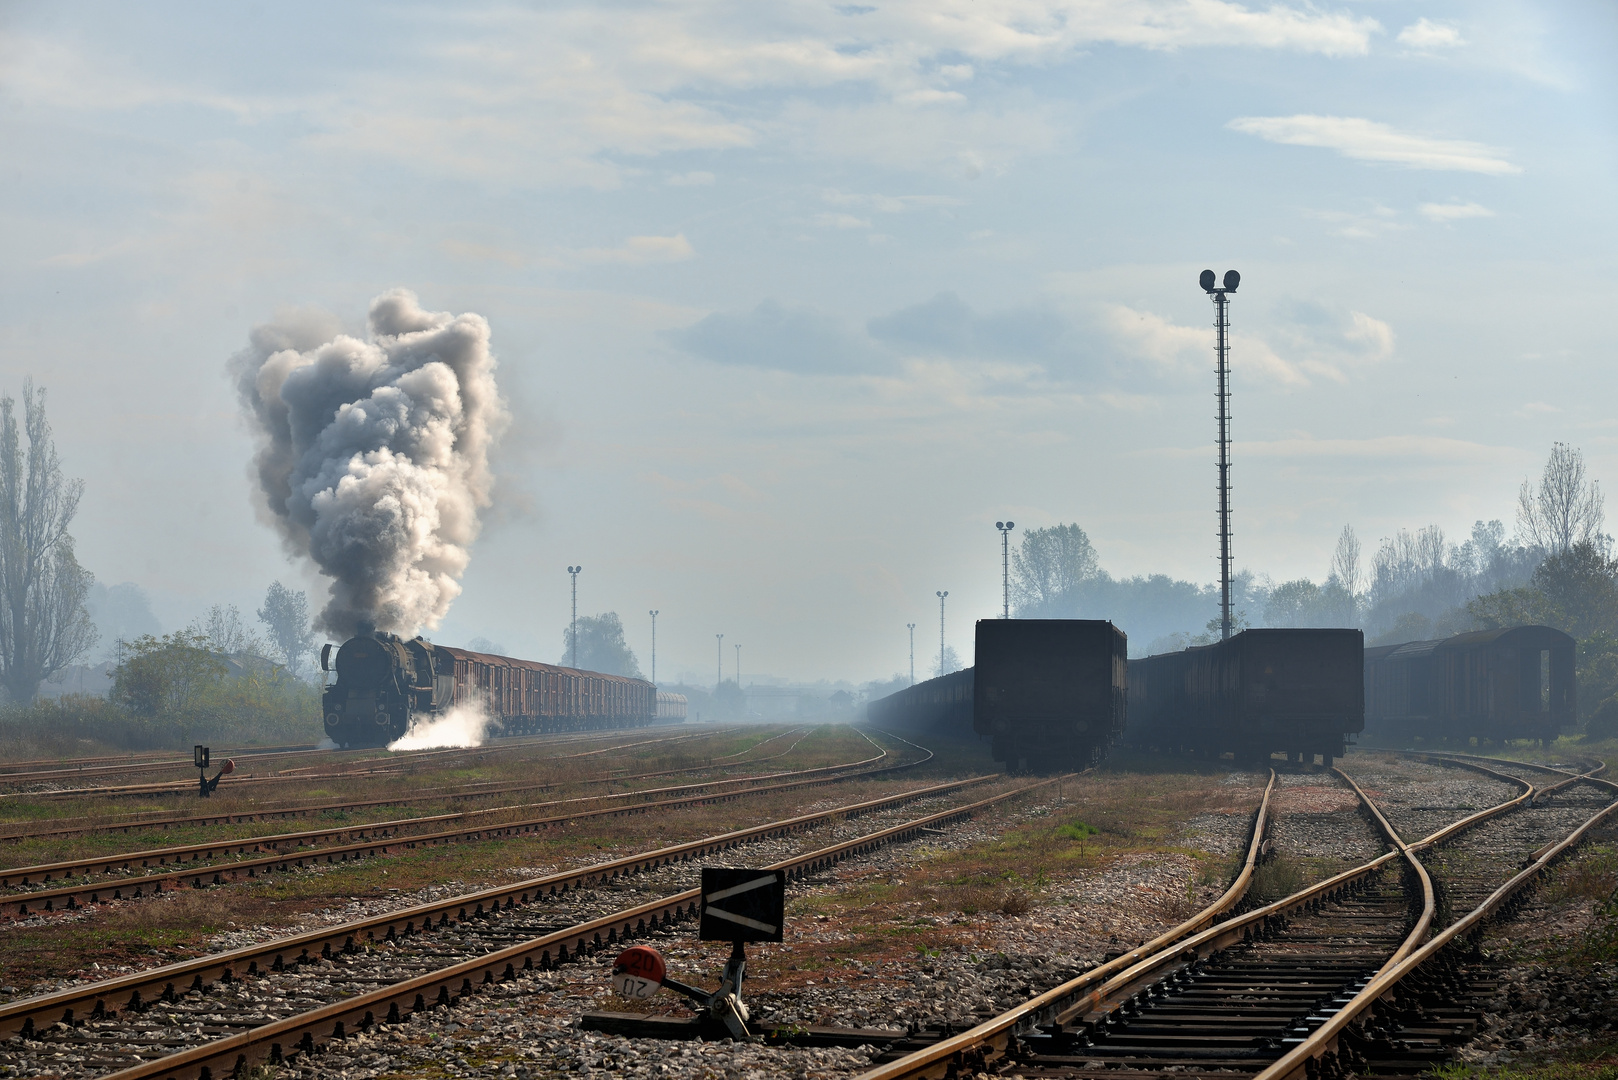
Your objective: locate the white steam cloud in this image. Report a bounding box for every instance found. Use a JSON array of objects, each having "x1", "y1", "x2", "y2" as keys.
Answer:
[
  {"x1": 234, "y1": 289, "x2": 509, "y2": 638},
  {"x1": 387, "y1": 702, "x2": 492, "y2": 750}
]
